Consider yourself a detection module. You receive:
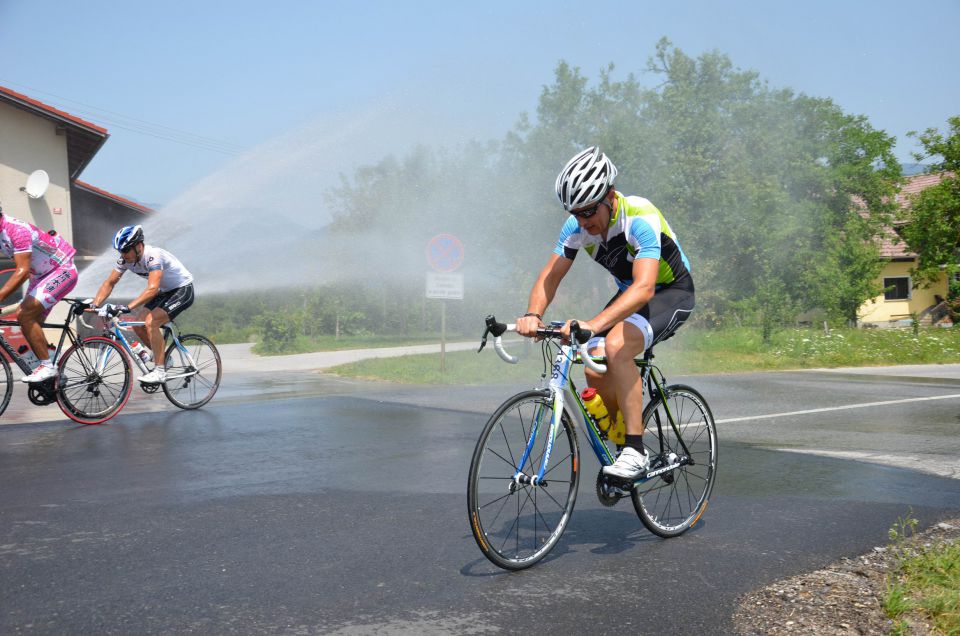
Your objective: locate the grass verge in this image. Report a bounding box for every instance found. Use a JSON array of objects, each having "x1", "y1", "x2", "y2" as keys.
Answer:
[
  {"x1": 325, "y1": 326, "x2": 960, "y2": 384},
  {"x1": 884, "y1": 514, "x2": 960, "y2": 634}
]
